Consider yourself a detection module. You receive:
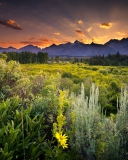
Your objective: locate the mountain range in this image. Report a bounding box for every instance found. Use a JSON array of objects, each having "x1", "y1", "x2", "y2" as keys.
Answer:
[{"x1": 0, "y1": 38, "x2": 128, "y2": 57}]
